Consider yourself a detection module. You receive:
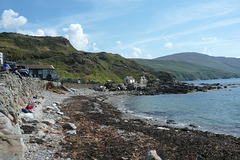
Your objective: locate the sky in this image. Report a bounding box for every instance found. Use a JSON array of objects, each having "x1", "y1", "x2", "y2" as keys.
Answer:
[{"x1": 0, "y1": 0, "x2": 240, "y2": 59}]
